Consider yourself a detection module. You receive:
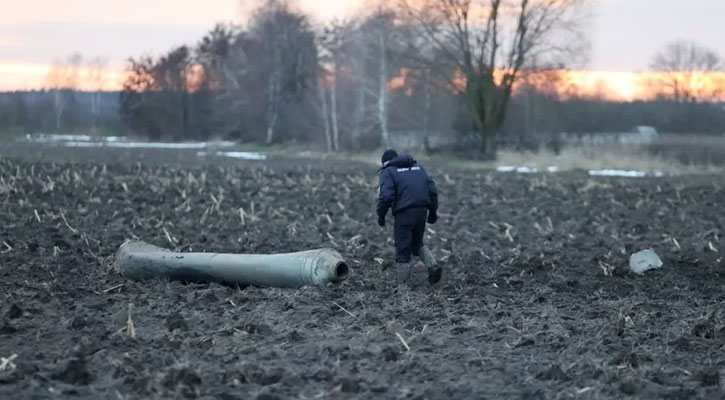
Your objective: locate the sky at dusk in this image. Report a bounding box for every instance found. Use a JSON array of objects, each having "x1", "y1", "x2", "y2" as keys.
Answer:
[{"x1": 1, "y1": 0, "x2": 724, "y2": 96}]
